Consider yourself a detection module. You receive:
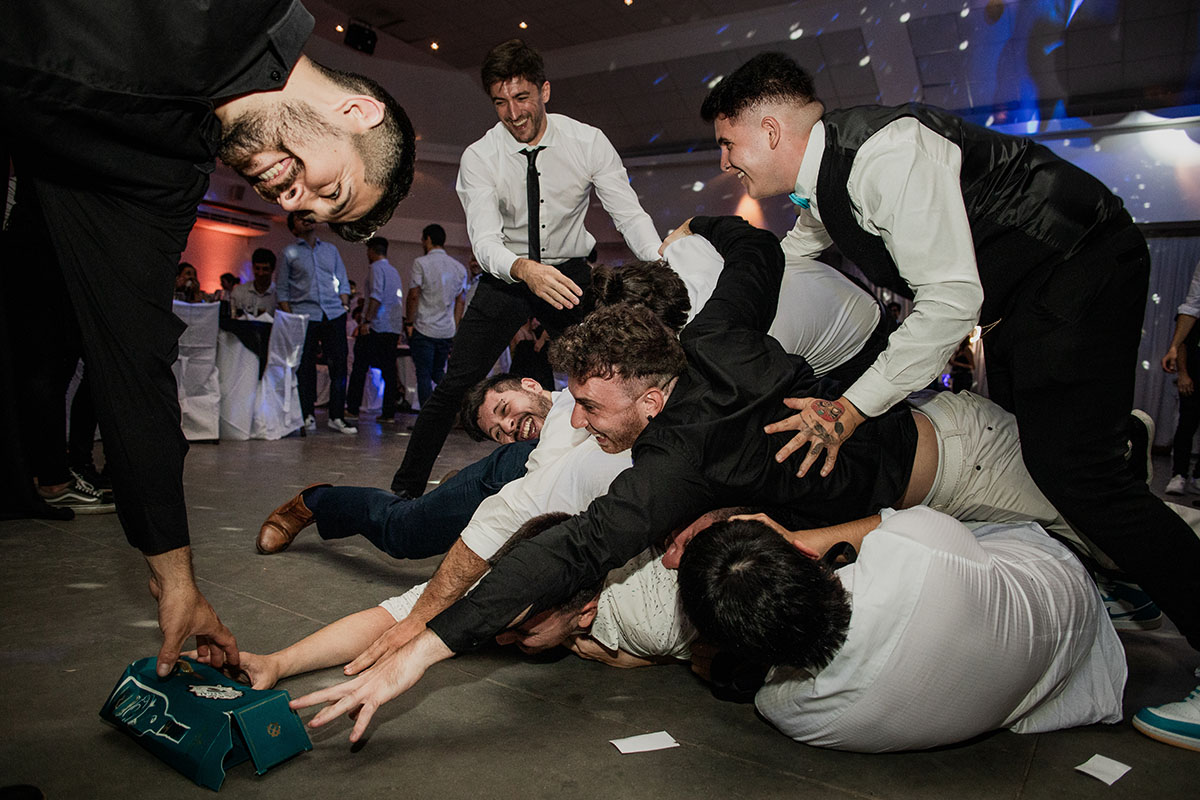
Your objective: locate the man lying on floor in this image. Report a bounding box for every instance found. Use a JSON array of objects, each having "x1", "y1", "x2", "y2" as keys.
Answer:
[
  {"x1": 677, "y1": 507, "x2": 1126, "y2": 753},
  {"x1": 217, "y1": 512, "x2": 694, "y2": 689}
]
